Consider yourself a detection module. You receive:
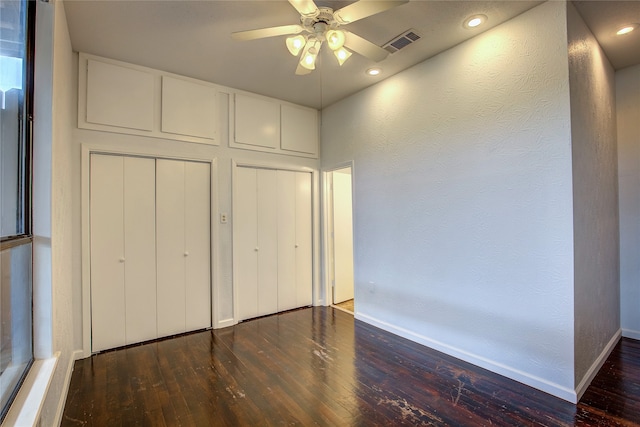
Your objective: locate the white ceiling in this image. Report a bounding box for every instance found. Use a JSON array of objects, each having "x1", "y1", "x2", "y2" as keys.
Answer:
[{"x1": 63, "y1": 0, "x2": 640, "y2": 110}]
